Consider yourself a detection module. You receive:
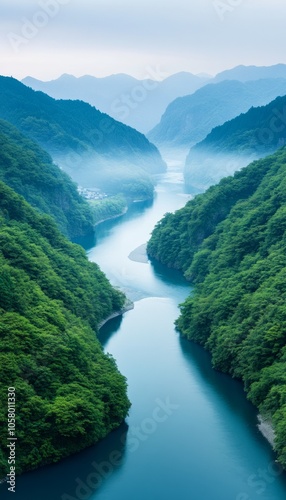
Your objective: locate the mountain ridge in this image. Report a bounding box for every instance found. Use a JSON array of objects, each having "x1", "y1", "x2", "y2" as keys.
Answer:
[
  {"x1": 0, "y1": 76, "x2": 165, "y2": 201},
  {"x1": 148, "y1": 78, "x2": 286, "y2": 150},
  {"x1": 184, "y1": 94, "x2": 286, "y2": 192},
  {"x1": 22, "y1": 72, "x2": 208, "y2": 133}
]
